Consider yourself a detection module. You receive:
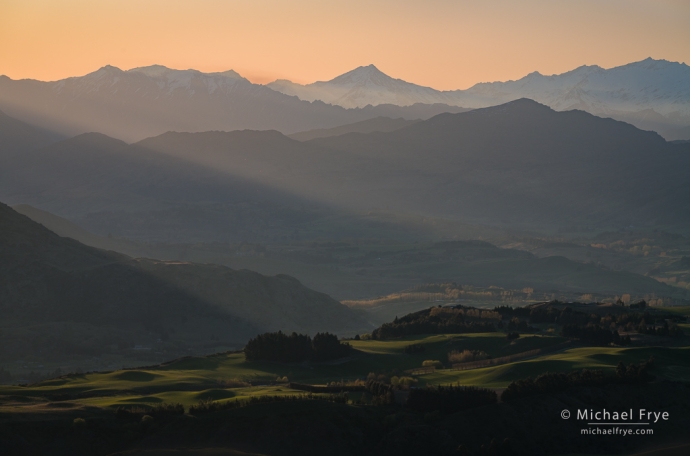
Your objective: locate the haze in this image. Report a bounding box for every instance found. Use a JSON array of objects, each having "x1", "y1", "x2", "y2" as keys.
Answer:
[{"x1": 1, "y1": 0, "x2": 689, "y2": 89}]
